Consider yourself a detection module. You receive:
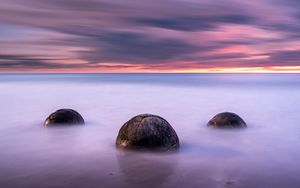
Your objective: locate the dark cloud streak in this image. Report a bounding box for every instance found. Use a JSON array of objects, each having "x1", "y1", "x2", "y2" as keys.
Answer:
[
  {"x1": 77, "y1": 32, "x2": 202, "y2": 63},
  {"x1": 134, "y1": 14, "x2": 254, "y2": 31}
]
